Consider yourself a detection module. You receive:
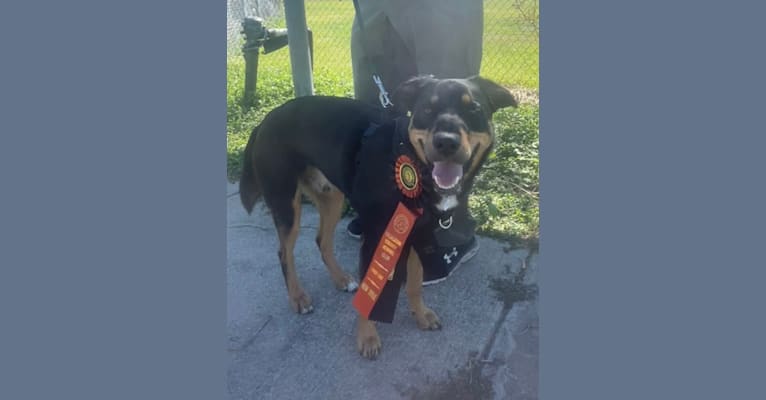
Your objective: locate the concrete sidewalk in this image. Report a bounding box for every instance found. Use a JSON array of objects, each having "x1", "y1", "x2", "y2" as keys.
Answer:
[{"x1": 227, "y1": 182, "x2": 538, "y2": 400}]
